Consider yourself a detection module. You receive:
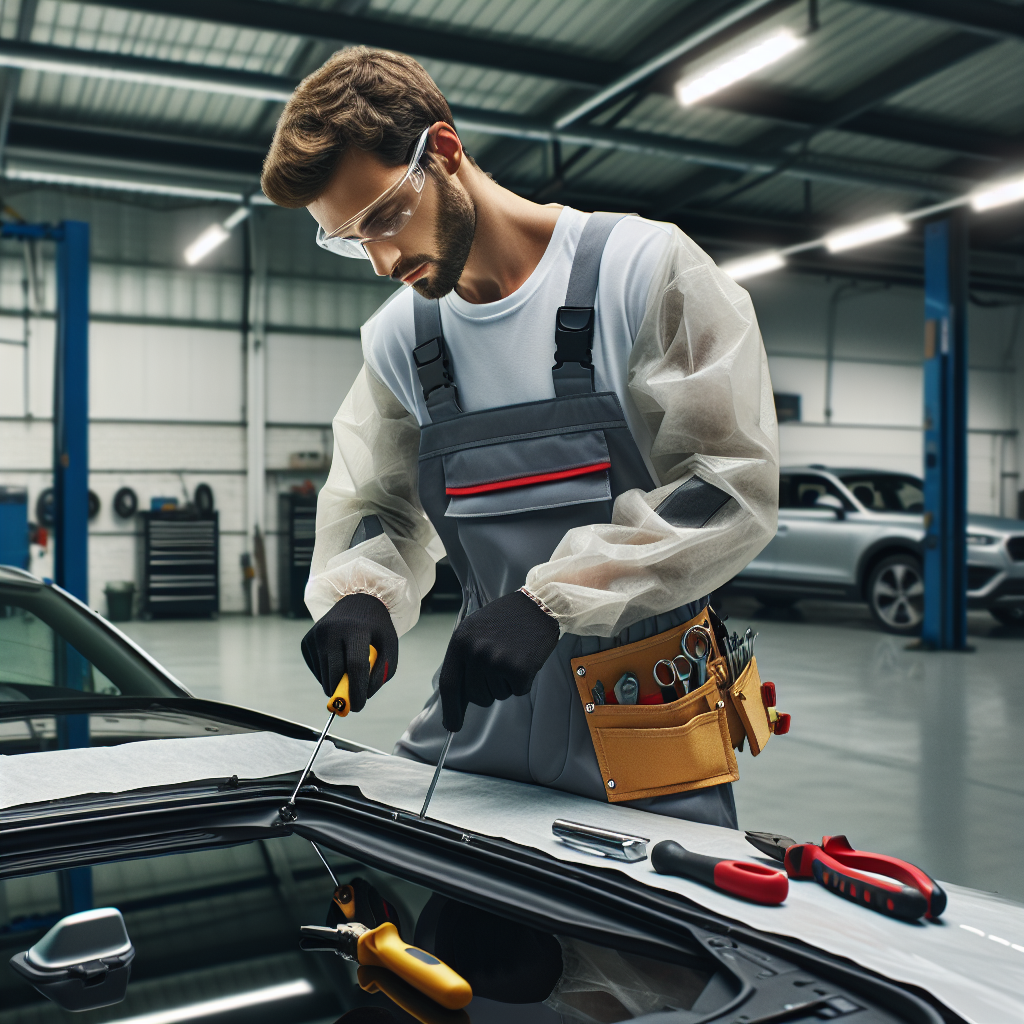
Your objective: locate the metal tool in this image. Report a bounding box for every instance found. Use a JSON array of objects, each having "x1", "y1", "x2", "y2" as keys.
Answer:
[
  {"x1": 300, "y1": 921, "x2": 473, "y2": 1009},
  {"x1": 653, "y1": 659, "x2": 679, "y2": 701},
  {"x1": 652, "y1": 840, "x2": 788, "y2": 905},
  {"x1": 552, "y1": 819, "x2": 649, "y2": 862},
  {"x1": 419, "y1": 729, "x2": 454, "y2": 819},
  {"x1": 279, "y1": 646, "x2": 377, "y2": 822},
  {"x1": 681, "y1": 624, "x2": 713, "y2": 691},
  {"x1": 745, "y1": 831, "x2": 946, "y2": 921},
  {"x1": 612, "y1": 671, "x2": 639, "y2": 705}
]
